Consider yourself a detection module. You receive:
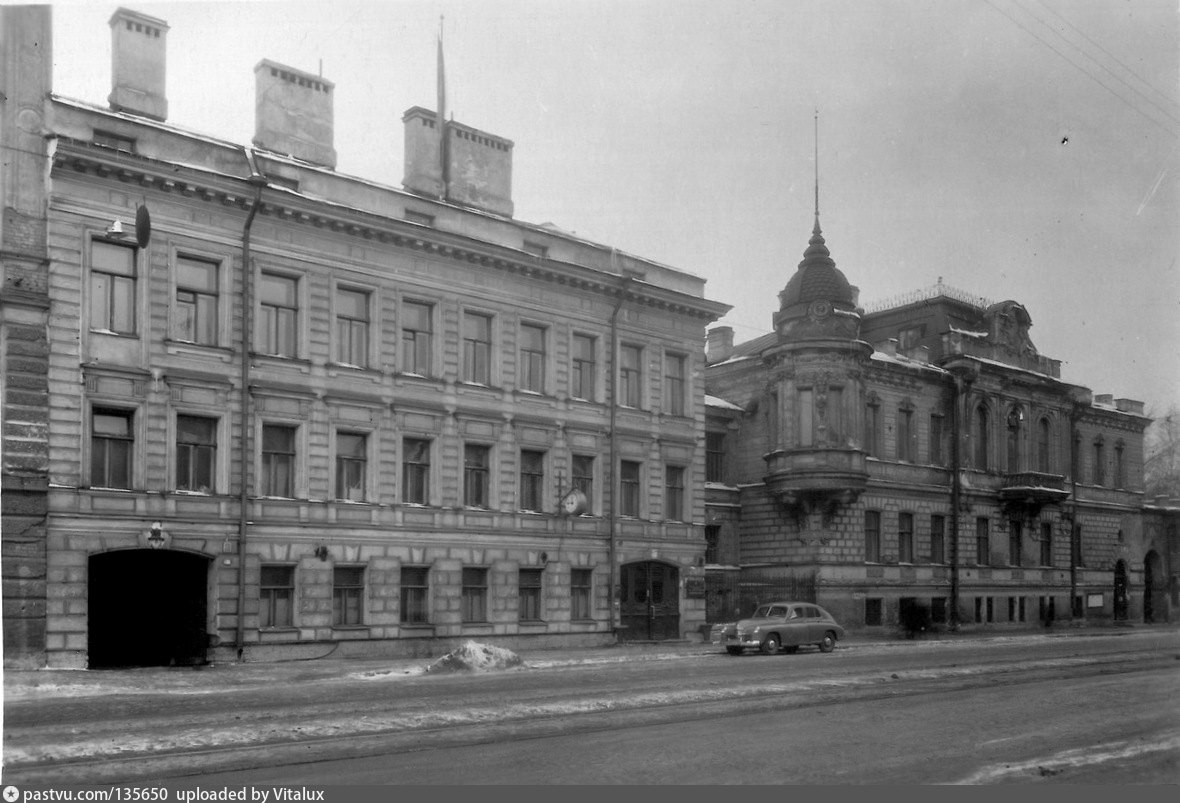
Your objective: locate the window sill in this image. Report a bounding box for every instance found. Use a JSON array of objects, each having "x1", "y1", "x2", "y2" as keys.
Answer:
[{"x1": 89, "y1": 329, "x2": 139, "y2": 339}]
